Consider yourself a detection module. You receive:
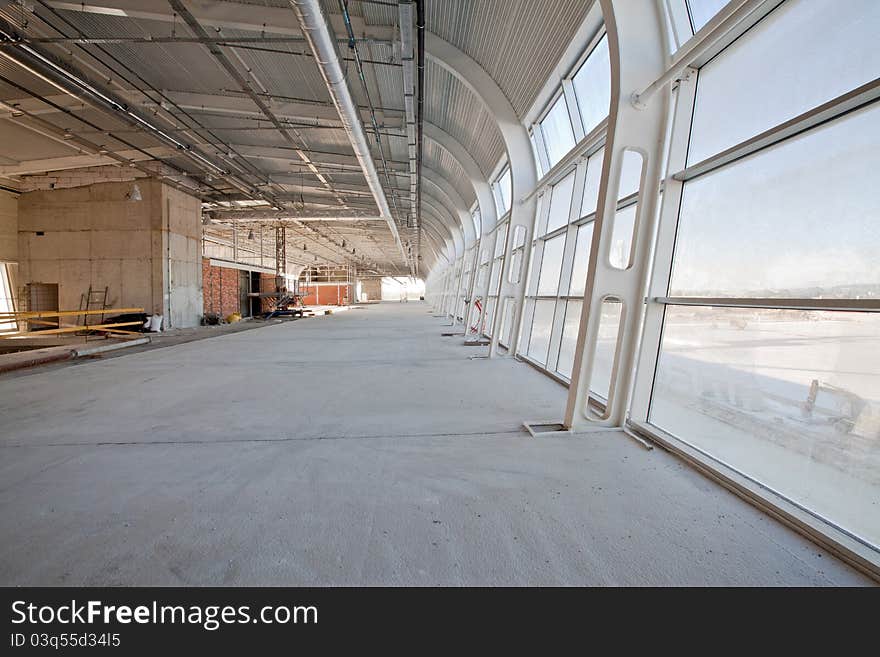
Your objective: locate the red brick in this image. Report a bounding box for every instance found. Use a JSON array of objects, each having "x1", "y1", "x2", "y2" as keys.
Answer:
[{"x1": 202, "y1": 259, "x2": 242, "y2": 318}]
